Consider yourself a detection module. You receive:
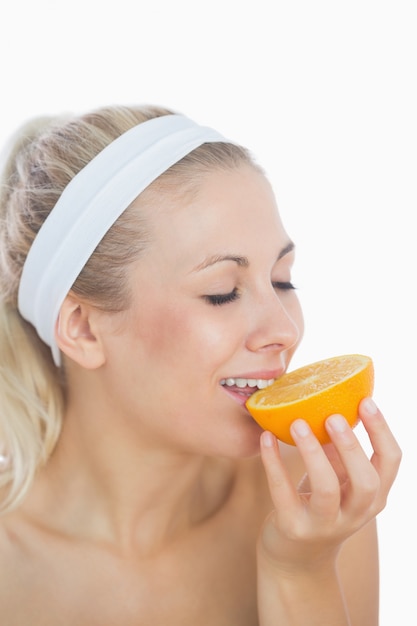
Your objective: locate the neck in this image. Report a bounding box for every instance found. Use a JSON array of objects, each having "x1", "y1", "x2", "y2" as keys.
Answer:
[{"x1": 27, "y1": 391, "x2": 235, "y2": 556}]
